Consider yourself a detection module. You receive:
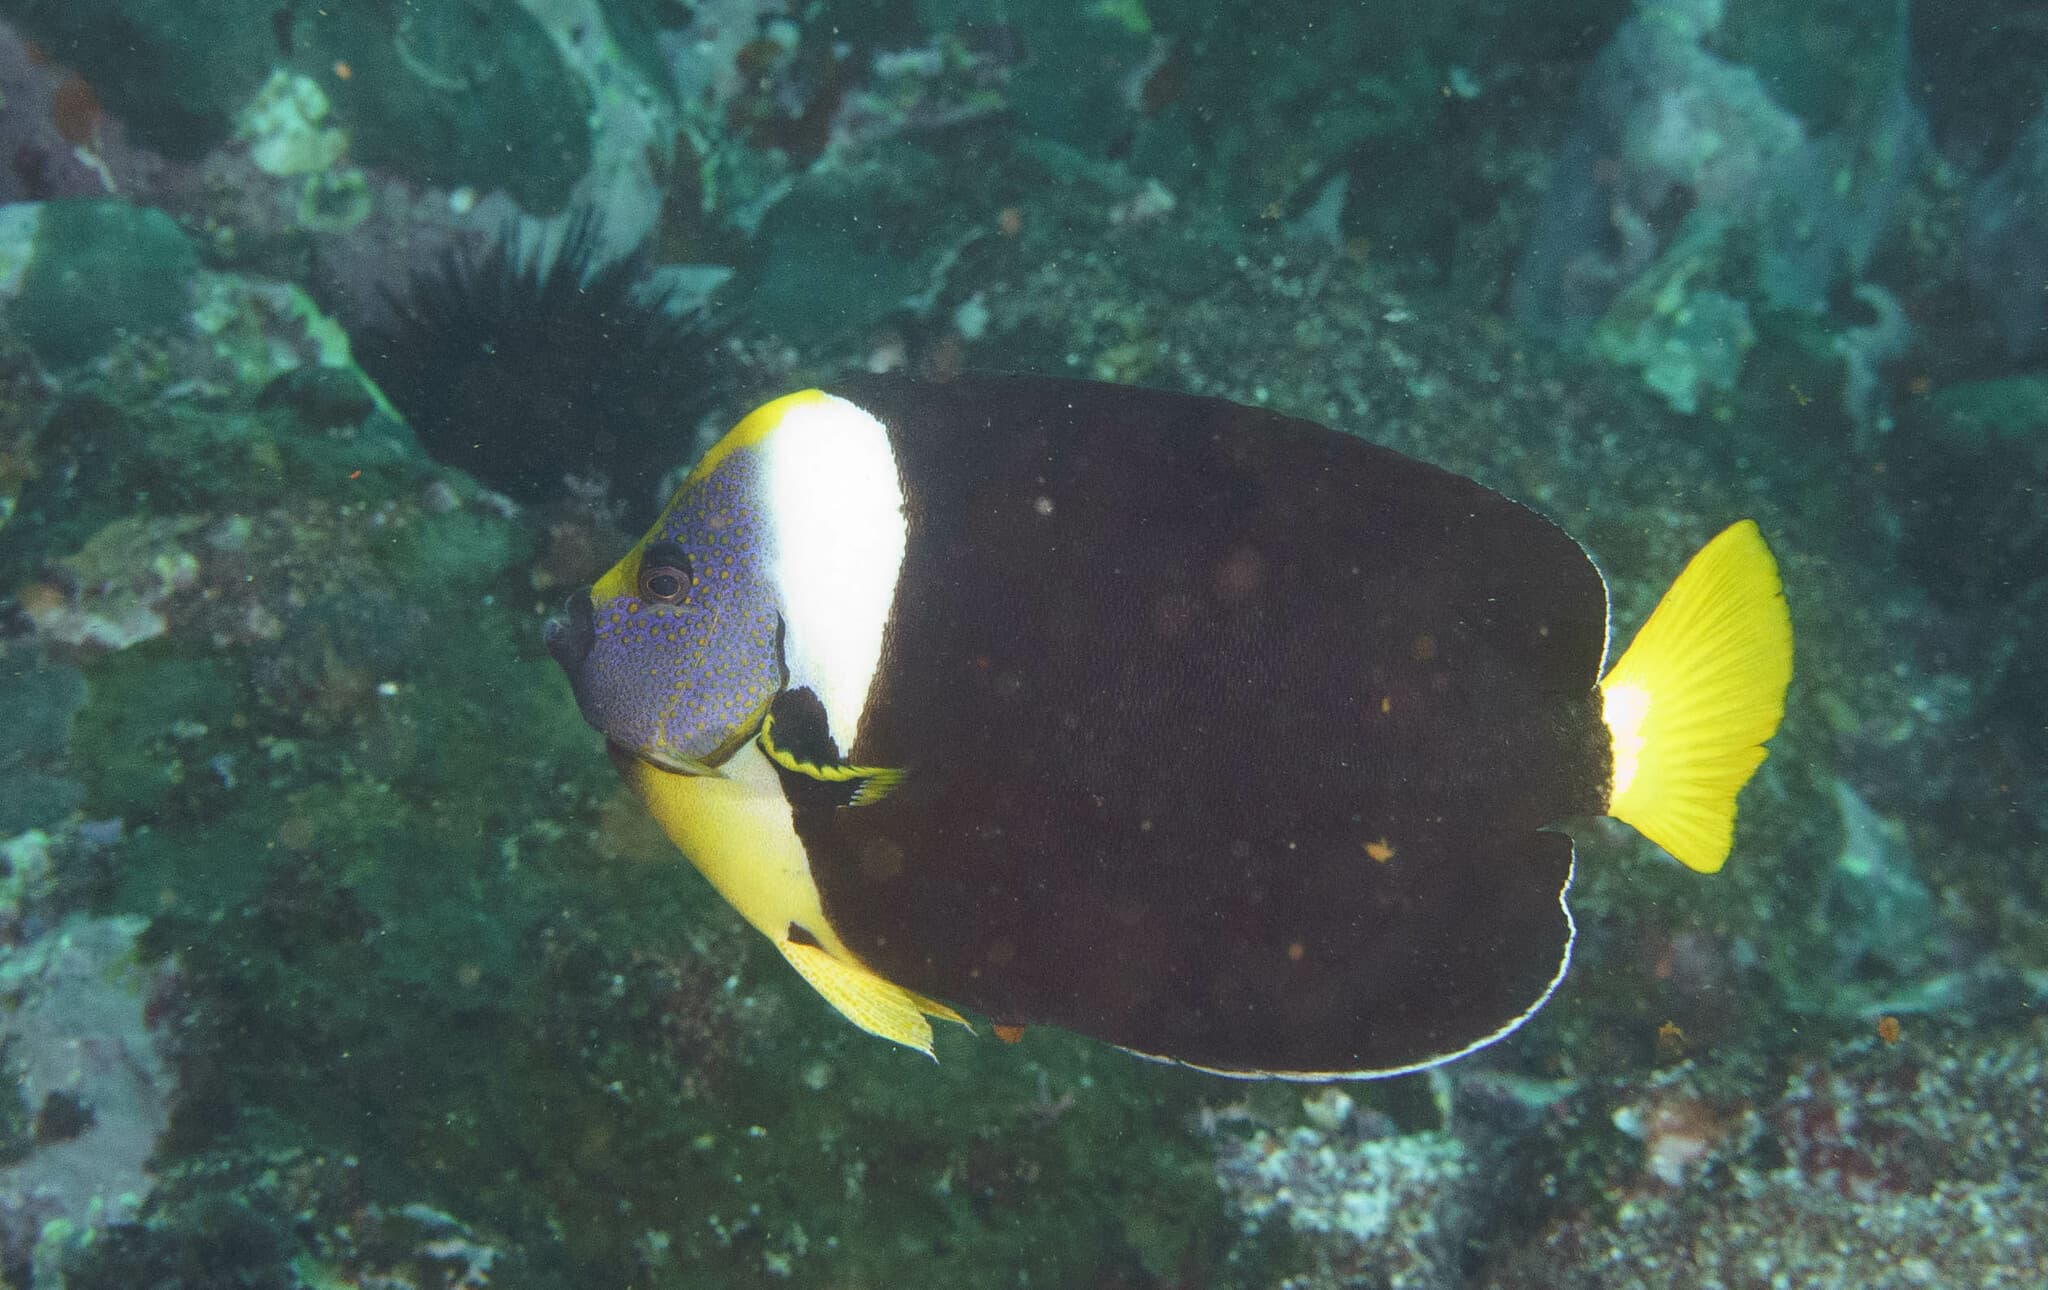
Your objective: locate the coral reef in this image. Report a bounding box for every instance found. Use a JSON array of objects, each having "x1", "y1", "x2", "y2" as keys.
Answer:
[
  {"x1": 67, "y1": 1150, "x2": 511, "y2": 1290},
  {"x1": 0, "y1": 541, "x2": 179, "y2": 1288},
  {"x1": 0, "y1": 650, "x2": 86, "y2": 835},
  {"x1": 1962, "y1": 108, "x2": 2048, "y2": 360},
  {"x1": 0, "y1": 1, "x2": 2042, "y2": 1286},
  {"x1": 1910, "y1": 0, "x2": 2048, "y2": 359},
  {"x1": 1514, "y1": 0, "x2": 1924, "y2": 423},
  {"x1": 0, "y1": 19, "x2": 158, "y2": 204},
  {"x1": 1484, "y1": 1021, "x2": 2048, "y2": 1287},
  {"x1": 1, "y1": 0, "x2": 593, "y2": 210},
  {"x1": 0, "y1": 914, "x2": 177, "y2": 1284},
  {"x1": 7, "y1": 200, "x2": 198, "y2": 369},
  {"x1": 1210, "y1": 1089, "x2": 1484, "y2": 1290},
  {"x1": 20, "y1": 515, "x2": 202, "y2": 651}
]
